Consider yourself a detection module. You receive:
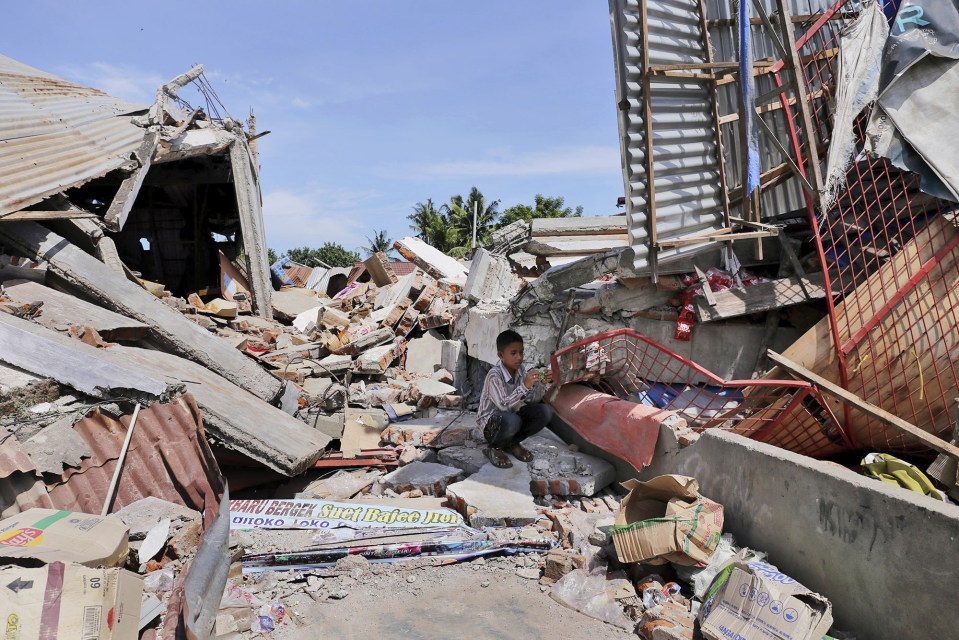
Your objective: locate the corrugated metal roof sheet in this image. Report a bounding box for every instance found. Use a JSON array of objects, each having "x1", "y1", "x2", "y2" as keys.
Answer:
[
  {"x1": 0, "y1": 54, "x2": 151, "y2": 217},
  {"x1": 0, "y1": 395, "x2": 223, "y2": 521},
  {"x1": 609, "y1": 0, "x2": 726, "y2": 271}
]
